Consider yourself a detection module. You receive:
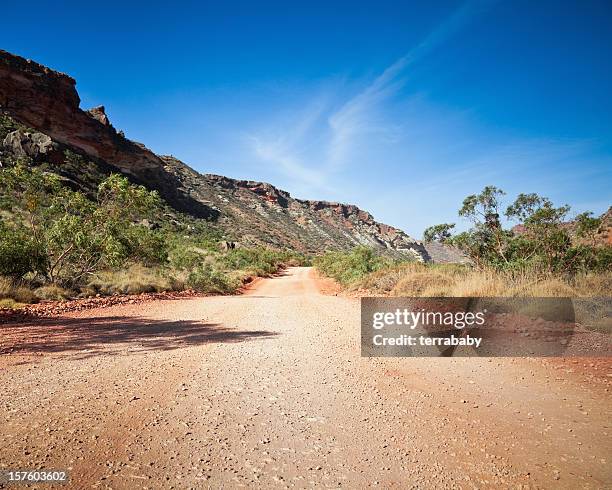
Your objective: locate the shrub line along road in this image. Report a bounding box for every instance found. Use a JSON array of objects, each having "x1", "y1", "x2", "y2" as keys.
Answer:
[{"x1": 0, "y1": 267, "x2": 610, "y2": 488}]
